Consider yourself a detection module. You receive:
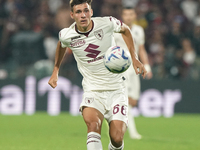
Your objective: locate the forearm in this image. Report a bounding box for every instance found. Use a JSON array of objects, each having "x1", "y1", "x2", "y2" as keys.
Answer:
[
  {"x1": 121, "y1": 25, "x2": 138, "y2": 61},
  {"x1": 139, "y1": 45, "x2": 149, "y2": 65},
  {"x1": 139, "y1": 46, "x2": 151, "y2": 73},
  {"x1": 54, "y1": 41, "x2": 67, "y2": 72}
]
